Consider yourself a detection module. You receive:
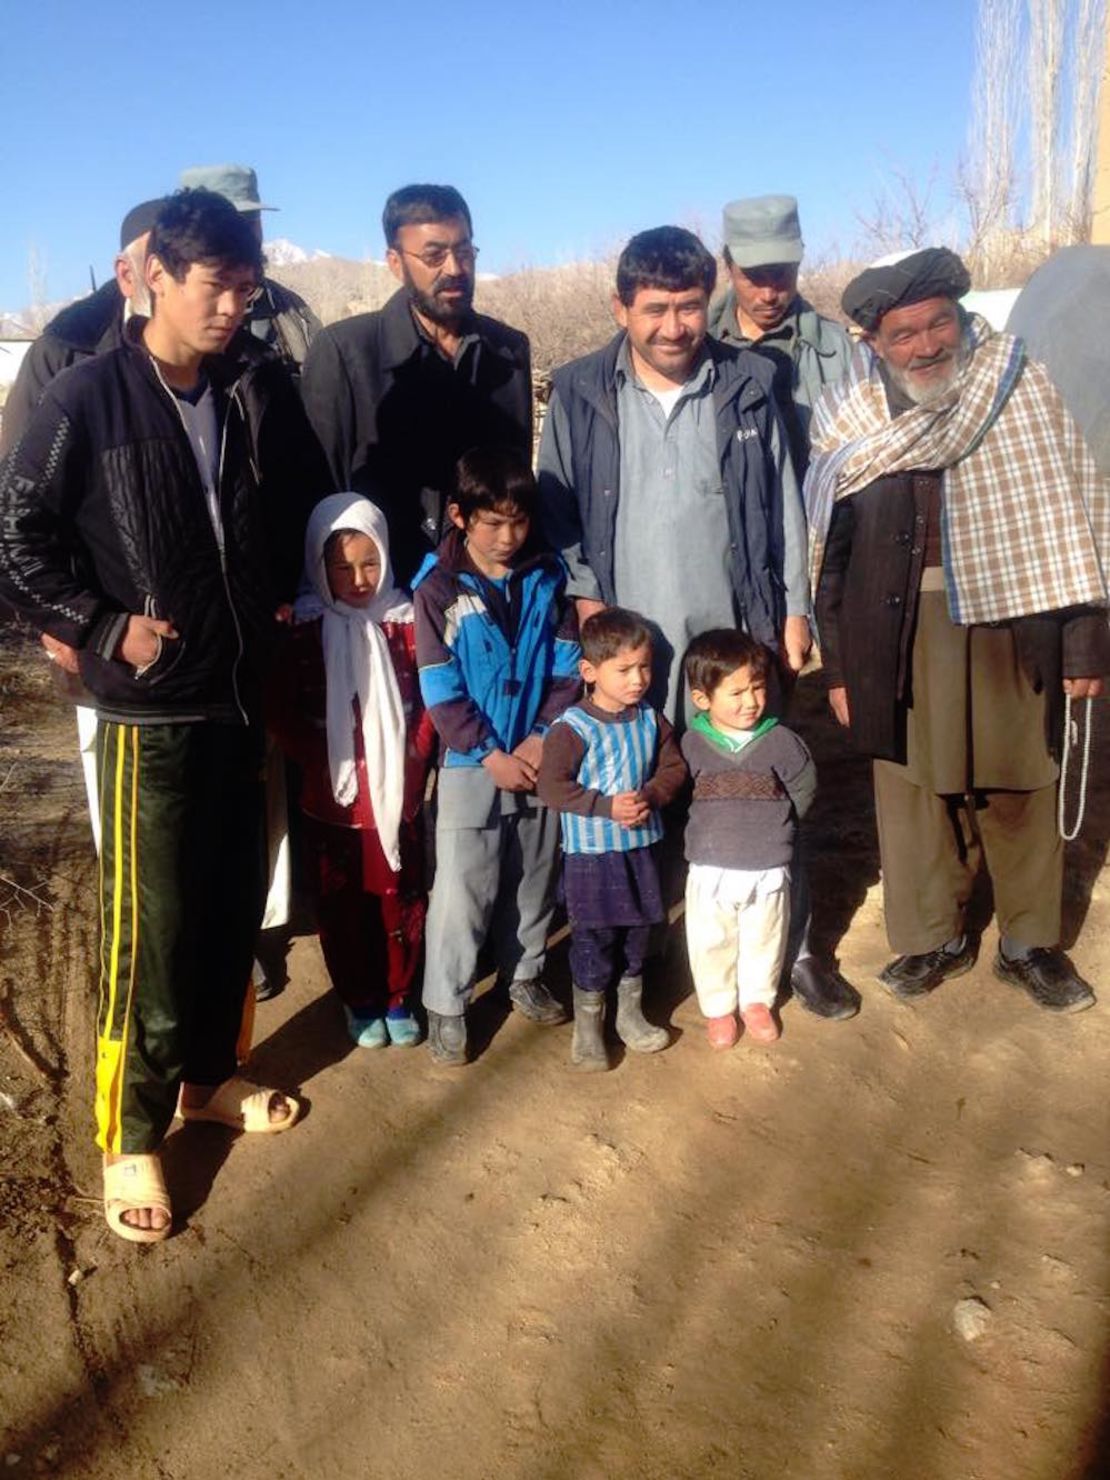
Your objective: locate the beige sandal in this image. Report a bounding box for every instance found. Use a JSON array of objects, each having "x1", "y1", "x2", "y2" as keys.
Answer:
[
  {"x1": 103, "y1": 1154, "x2": 172, "y2": 1244},
  {"x1": 179, "y1": 1076, "x2": 301, "y2": 1134}
]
